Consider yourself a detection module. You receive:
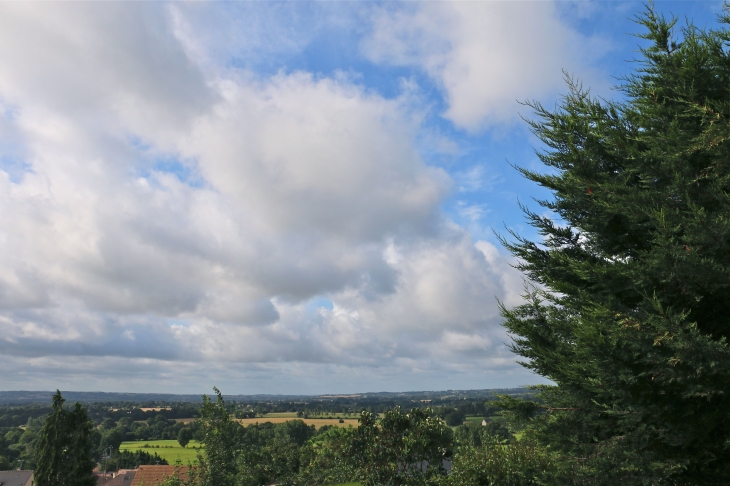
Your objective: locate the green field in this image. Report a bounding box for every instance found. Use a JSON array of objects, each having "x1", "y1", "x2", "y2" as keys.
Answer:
[
  {"x1": 120, "y1": 440, "x2": 202, "y2": 464},
  {"x1": 464, "y1": 416, "x2": 485, "y2": 424}
]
